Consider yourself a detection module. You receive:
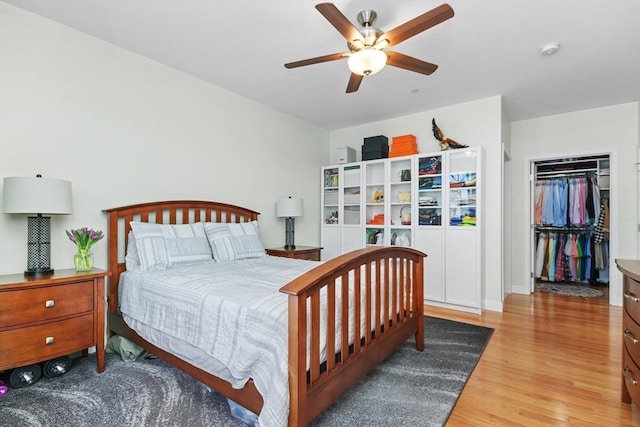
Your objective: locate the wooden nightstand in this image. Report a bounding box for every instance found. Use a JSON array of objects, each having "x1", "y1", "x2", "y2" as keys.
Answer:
[
  {"x1": 266, "y1": 246, "x2": 323, "y2": 261},
  {"x1": 0, "y1": 269, "x2": 109, "y2": 373}
]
